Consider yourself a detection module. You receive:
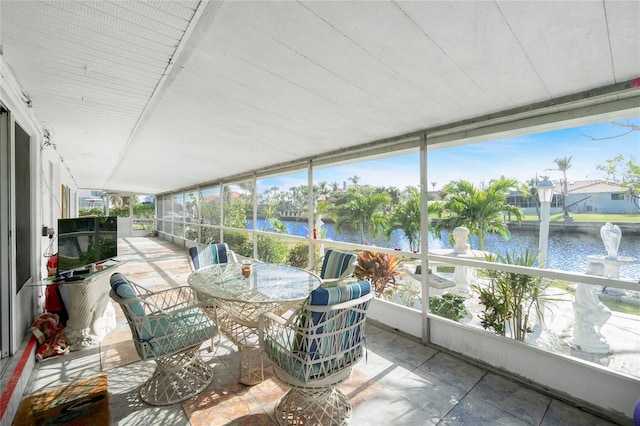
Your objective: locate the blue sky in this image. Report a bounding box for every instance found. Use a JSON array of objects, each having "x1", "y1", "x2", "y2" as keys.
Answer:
[{"x1": 258, "y1": 118, "x2": 639, "y2": 193}]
